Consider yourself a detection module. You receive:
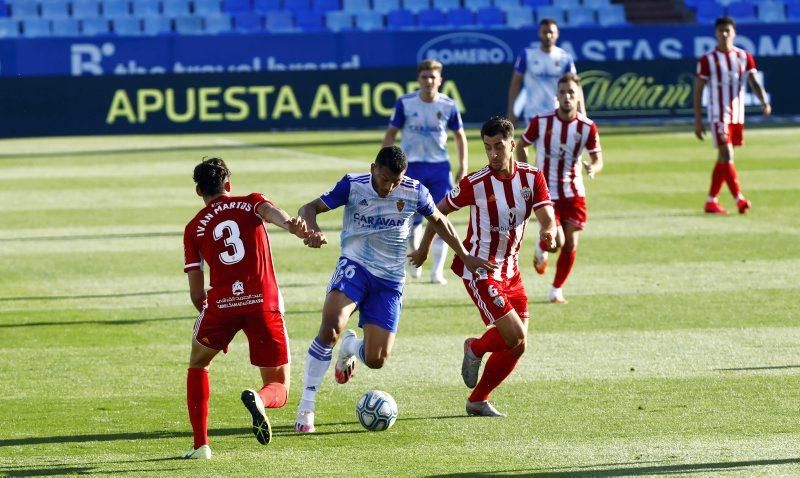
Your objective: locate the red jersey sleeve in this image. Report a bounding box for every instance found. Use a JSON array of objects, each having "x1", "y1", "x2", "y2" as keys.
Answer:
[
  {"x1": 745, "y1": 51, "x2": 756, "y2": 71},
  {"x1": 445, "y1": 176, "x2": 475, "y2": 210},
  {"x1": 697, "y1": 55, "x2": 710, "y2": 80},
  {"x1": 183, "y1": 224, "x2": 203, "y2": 273},
  {"x1": 247, "y1": 193, "x2": 273, "y2": 219},
  {"x1": 585, "y1": 122, "x2": 601, "y2": 153},
  {"x1": 531, "y1": 169, "x2": 552, "y2": 210},
  {"x1": 521, "y1": 116, "x2": 539, "y2": 145}
]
